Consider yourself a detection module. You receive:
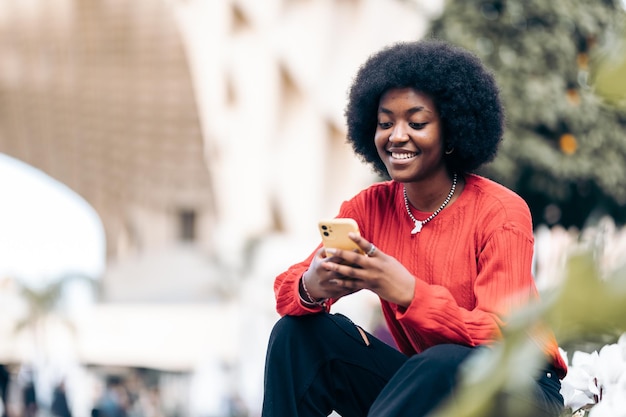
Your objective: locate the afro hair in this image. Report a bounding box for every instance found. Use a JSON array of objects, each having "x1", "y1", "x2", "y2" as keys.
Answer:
[{"x1": 345, "y1": 39, "x2": 504, "y2": 177}]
